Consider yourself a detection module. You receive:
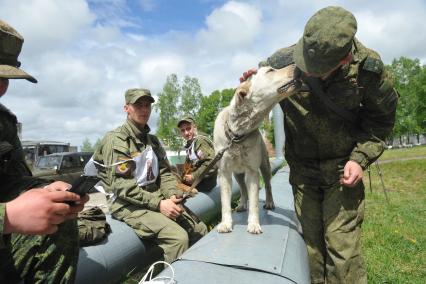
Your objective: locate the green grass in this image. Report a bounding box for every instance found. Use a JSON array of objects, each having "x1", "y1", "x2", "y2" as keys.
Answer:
[{"x1": 363, "y1": 152, "x2": 426, "y2": 283}]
